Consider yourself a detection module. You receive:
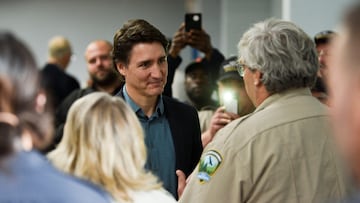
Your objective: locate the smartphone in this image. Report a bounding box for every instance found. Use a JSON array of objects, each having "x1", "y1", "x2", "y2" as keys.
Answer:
[
  {"x1": 224, "y1": 97, "x2": 238, "y2": 114},
  {"x1": 222, "y1": 90, "x2": 238, "y2": 114},
  {"x1": 185, "y1": 13, "x2": 202, "y2": 32}
]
